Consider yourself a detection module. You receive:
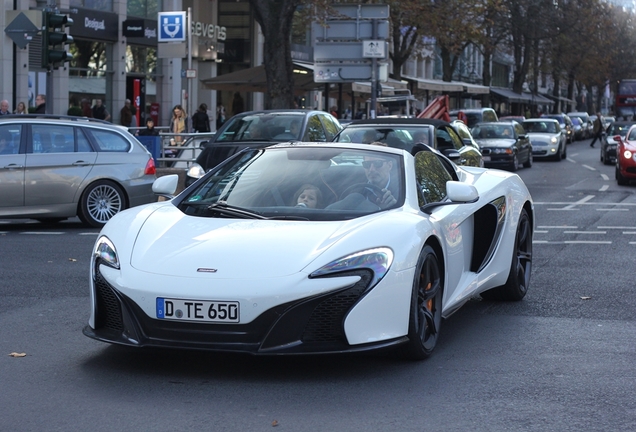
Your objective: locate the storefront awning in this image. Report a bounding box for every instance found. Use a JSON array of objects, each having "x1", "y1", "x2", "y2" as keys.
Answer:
[
  {"x1": 490, "y1": 87, "x2": 533, "y2": 103},
  {"x1": 529, "y1": 93, "x2": 555, "y2": 105},
  {"x1": 201, "y1": 62, "x2": 320, "y2": 94},
  {"x1": 403, "y1": 76, "x2": 464, "y2": 92},
  {"x1": 460, "y1": 82, "x2": 490, "y2": 94}
]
